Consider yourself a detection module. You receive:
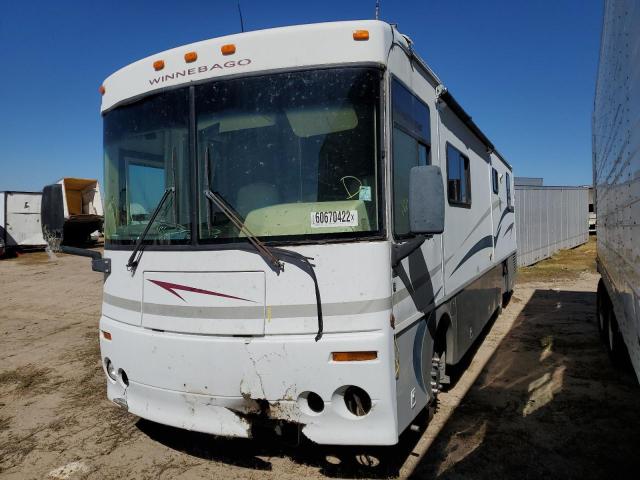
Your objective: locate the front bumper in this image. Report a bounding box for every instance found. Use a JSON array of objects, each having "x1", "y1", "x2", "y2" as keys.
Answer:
[{"x1": 99, "y1": 315, "x2": 398, "y2": 445}]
